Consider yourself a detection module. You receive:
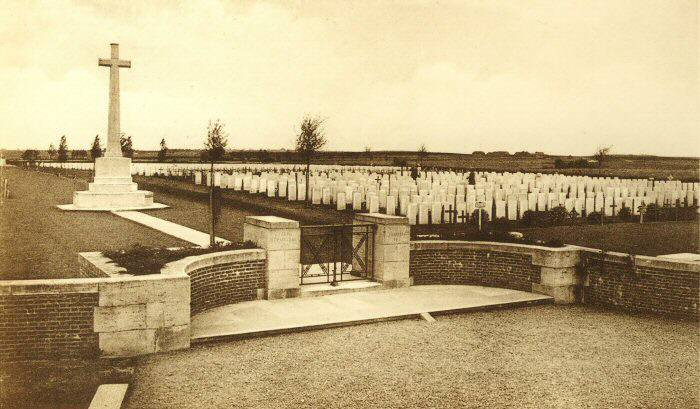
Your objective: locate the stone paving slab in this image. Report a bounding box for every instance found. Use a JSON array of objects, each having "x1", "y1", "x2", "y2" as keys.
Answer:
[
  {"x1": 88, "y1": 384, "x2": 129, "y2": 409},
  {"x1": 112, "y1": 211, "x2": 229, "y2": 248},
  {"x1": 191, "y1": 285, "x2": 553, "y2": 342}
]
